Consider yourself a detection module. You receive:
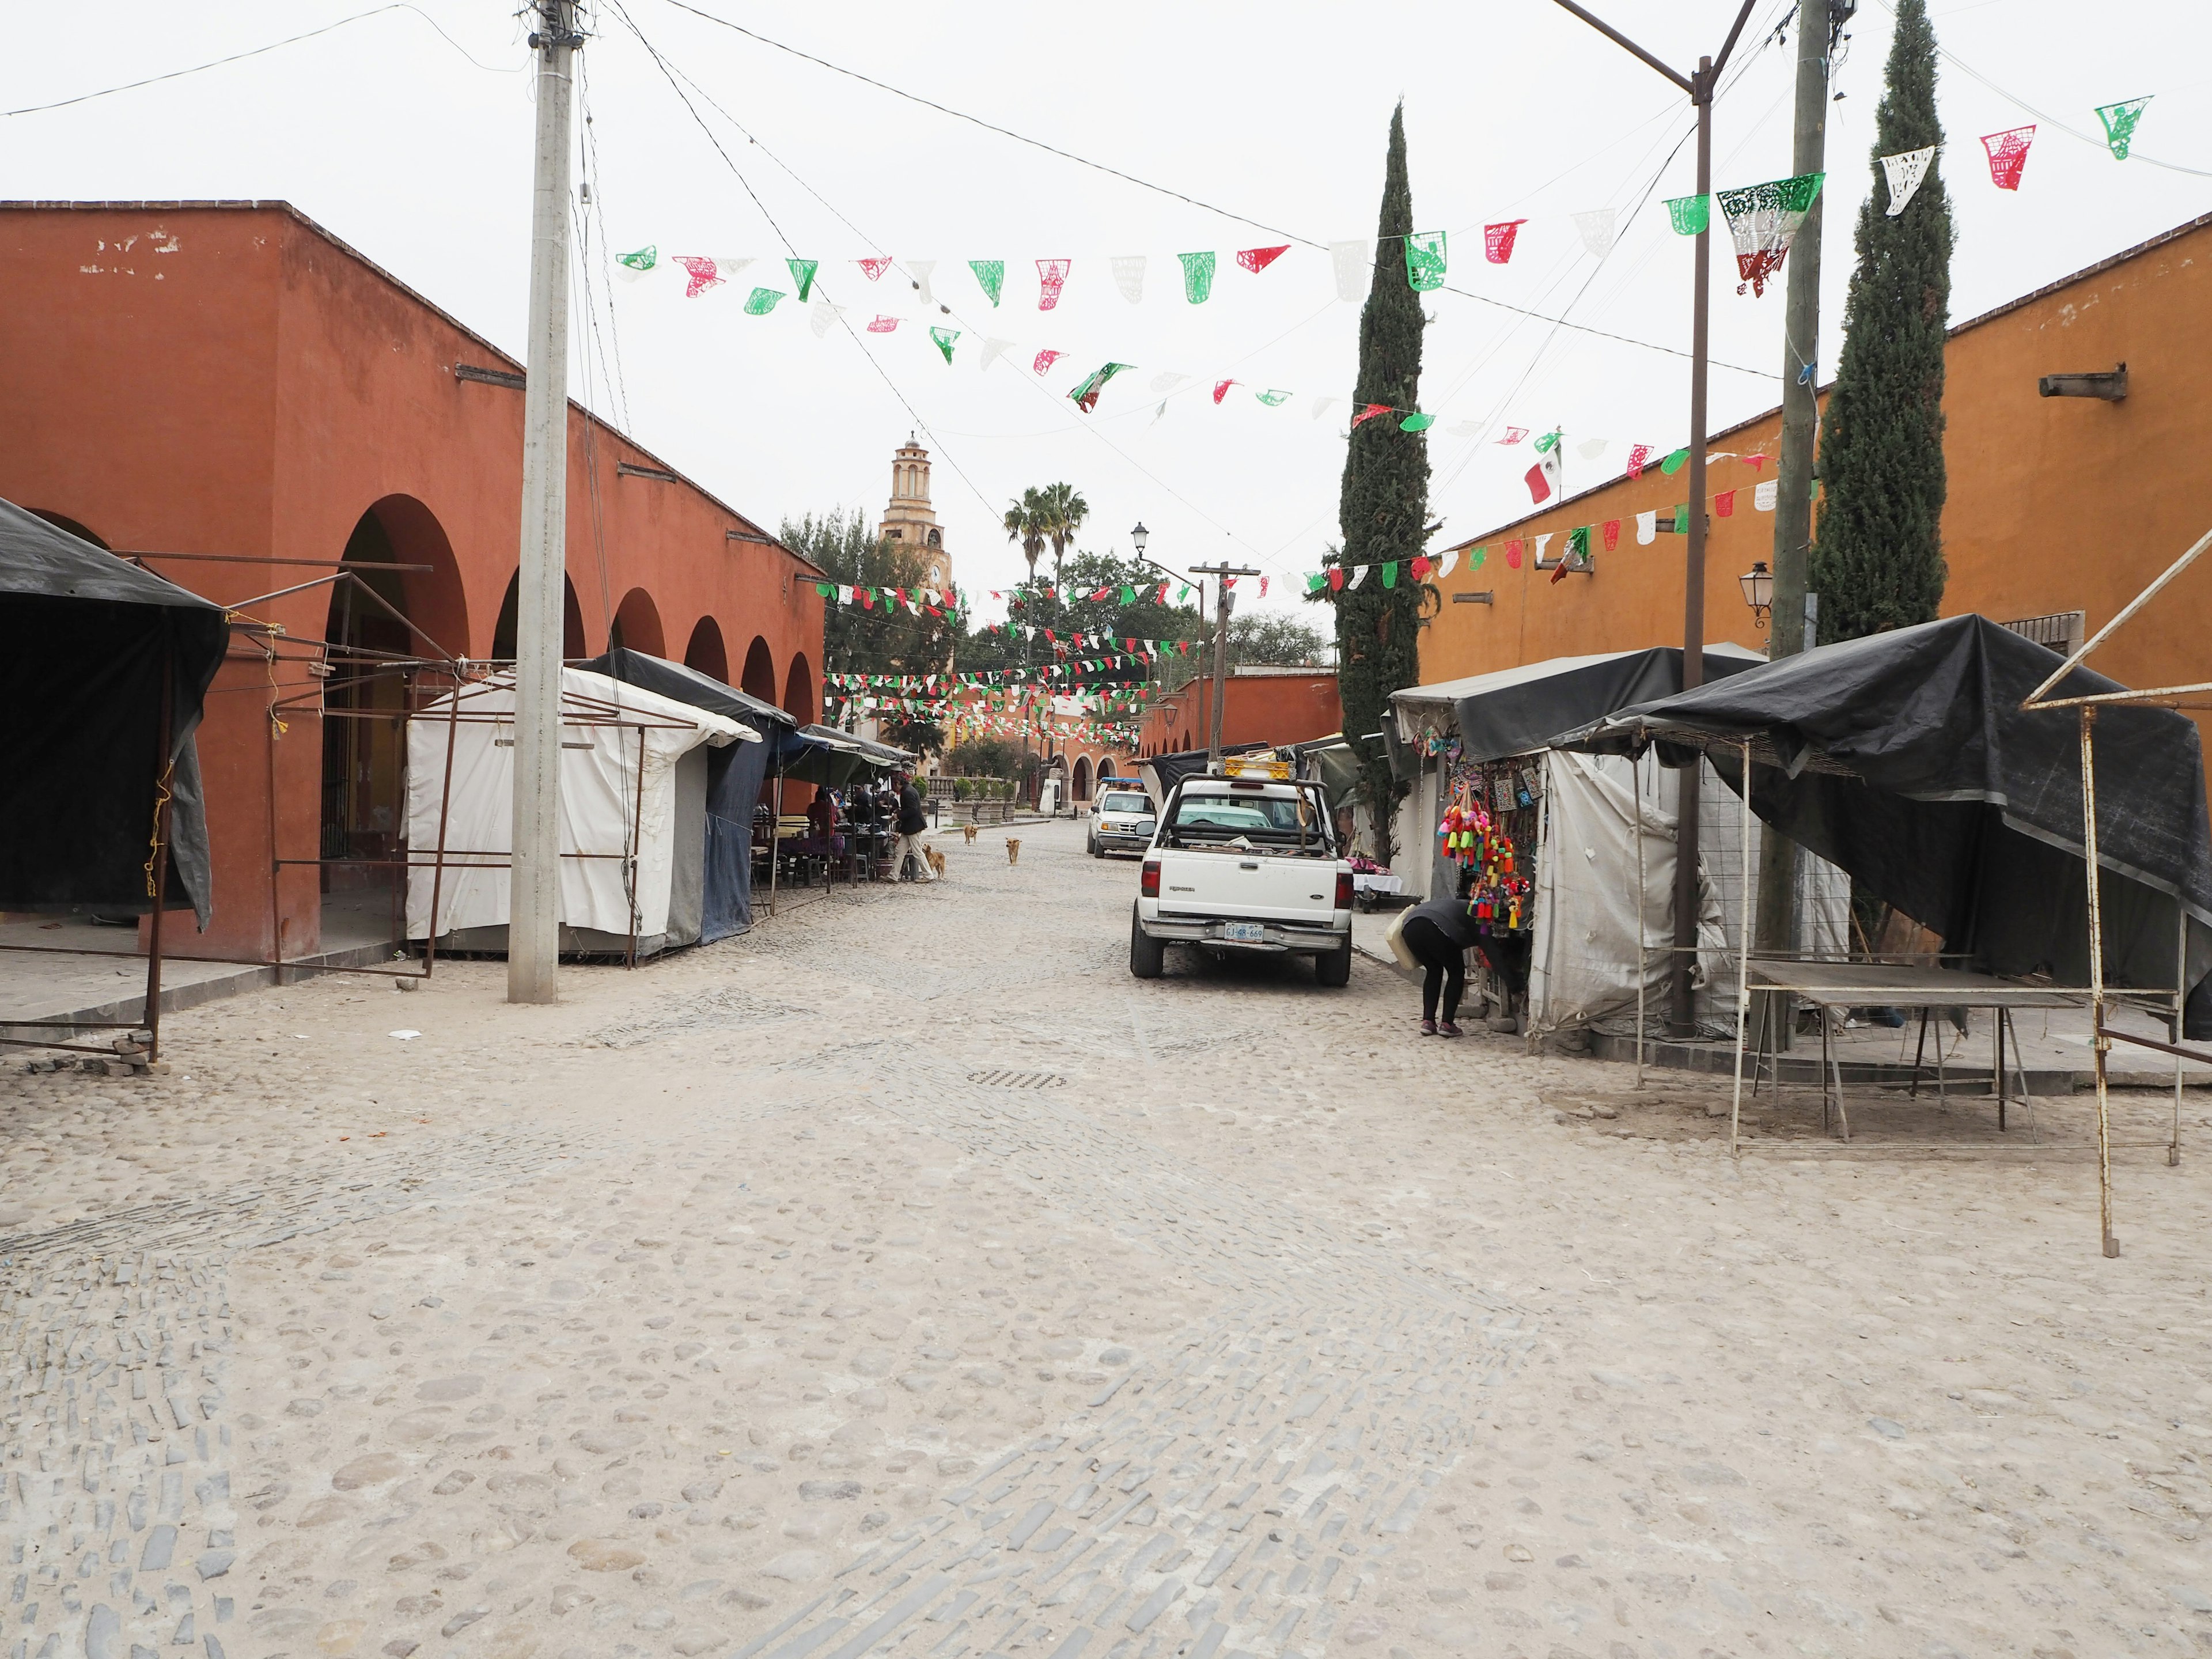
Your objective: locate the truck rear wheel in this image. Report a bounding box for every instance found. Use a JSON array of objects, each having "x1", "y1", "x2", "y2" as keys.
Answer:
[
  {"x1": 1129, "y1": 906, "x2": 1165, "y2": 979},
  {"x1": 1314, "y1": 937, "x2": 1353, "y2": 987}
]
